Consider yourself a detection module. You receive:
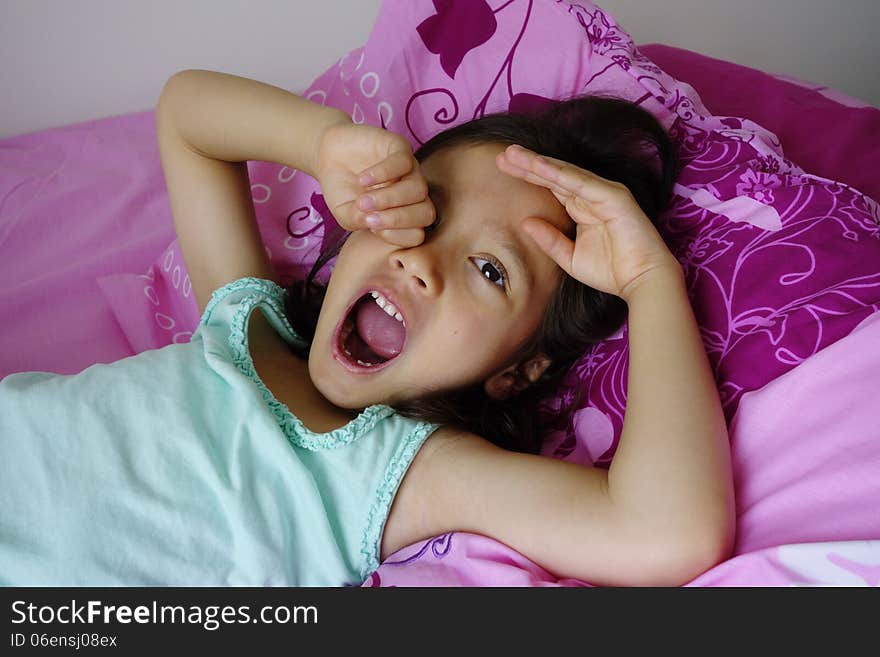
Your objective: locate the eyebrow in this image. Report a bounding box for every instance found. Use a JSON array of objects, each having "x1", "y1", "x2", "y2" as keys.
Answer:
[
  {"x1": 496, "y1": 226, "x2": 534, "y2": 291},
  {"x1": 427, "y1": 181, "x2": 534, "y2": 292}
]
